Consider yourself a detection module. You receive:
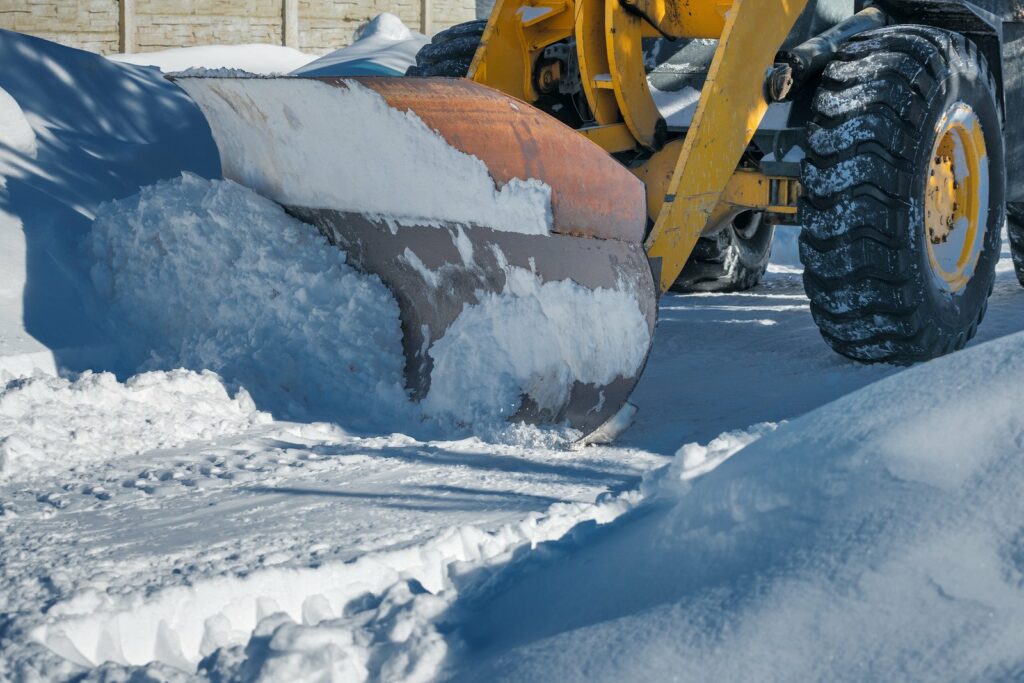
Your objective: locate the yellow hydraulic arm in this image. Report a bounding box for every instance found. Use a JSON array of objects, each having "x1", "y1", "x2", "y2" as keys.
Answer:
[{"x1": 468, "y1": 0, "x2": 808, "y2": 292}]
